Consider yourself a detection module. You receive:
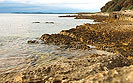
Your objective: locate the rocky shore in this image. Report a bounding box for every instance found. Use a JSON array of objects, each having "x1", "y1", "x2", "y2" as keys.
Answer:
[
  {"x1": 40, "y1": 13, "x2": 133, "y2": 57},
  {"x1": 1, "y1": 53, "x2": 132, "y2": 83},
  {"x1": 0, "y1": 11, "x2": 133, "y2": 83}
]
